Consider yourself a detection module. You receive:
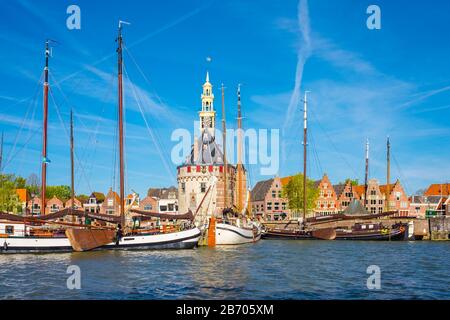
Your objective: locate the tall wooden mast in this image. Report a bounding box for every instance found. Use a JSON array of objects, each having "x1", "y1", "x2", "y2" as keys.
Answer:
[
  {"x1": 117, "y1": 22, "x2": 127, "y2": 227},
  {"x1": 364, "y1": 139, "x2": 369, "y2": 210},
  {"x1": 302, "y1": 91, "x2": 309, "y2": 224},
  {"x1": 236, "y1": 84, "x2": 243, "y2": 212},
  {"x1": 386, "y1": 136, "x2": 391, "y2": 212},
  {"x1": 221, "y1": 84, "x2": 228, "y2": 209},
  {"x1": 0, "y1": 131, "x2": 3, "y2": 174},
  {"x1": 70, "y1": 110, "x2": 75, "y2": 222},
  {"x1": 41, "y1": 40, "x2": 50, "y2": 216}
]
